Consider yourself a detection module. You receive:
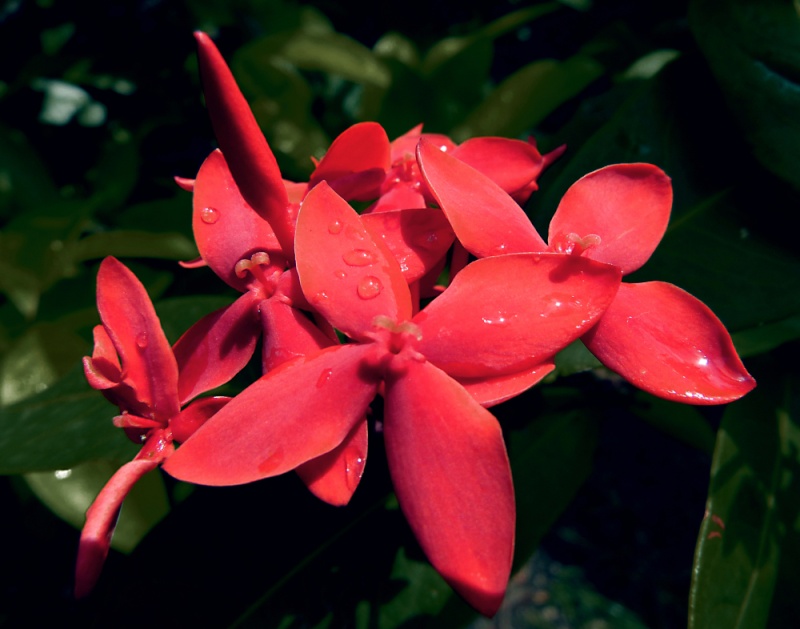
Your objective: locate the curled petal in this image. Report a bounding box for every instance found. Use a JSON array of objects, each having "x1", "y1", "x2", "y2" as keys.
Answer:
[
  {"x1": 173, "y1": 291, "x2": 262, "y2": 405},
  {"x1": 582, "y1": 282, "x2": 756, "y2": 404},
  {"x1": 74, "y1": 459, "x2": 159, "y2": 598},
  {"x1": 174, "y1": 176, "x2": 194, "y2": 192},
  {"x1": 417, "y1": 138, "x2": 547, "y2": 257},
  {"x1": 384, "y1": 359, "x2": 514, "y2": 617},
  {"x1": 451, "y1": 137, "x2": 544, "y2": 197},
  {"x1": 362, "y1": 209, "x2": 455, "y2": 283},
  {"x1": 308, "y1": 122, "x2": 391, "y2": 201},
  {"x1": 83, "y1": 325, "x2": 122, "y2": 390},
  {"x1": 95, "y1": 257, "x2": 180, "y2": 419},
  {"x1": 178, "y1": 257, "x2": 207, "y2": 269},
  {"x1": 455, "y1": 361, "x2": 555, "y2": 408},
  {"x1": 296, "y1": 418, "x2": 368, "y2": 506},
  {"x1": 548, "y1": 164, "x2": 672, "y2": 275},
  {"x1": 416, "y1": 254, "x2": 622, "y2": 378},
  {"x1": 295, "y1": 182, "x2": 412, "y2": 340},
  {"x1": 193, "y1": 32, "x2": 294, "y2": 255},
  {"x1": 193, "y1": 150, "x2": 283, "y2": 292},
  {"x1": 163, "y1": 344, "x2": 380, "y2": 486}
]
